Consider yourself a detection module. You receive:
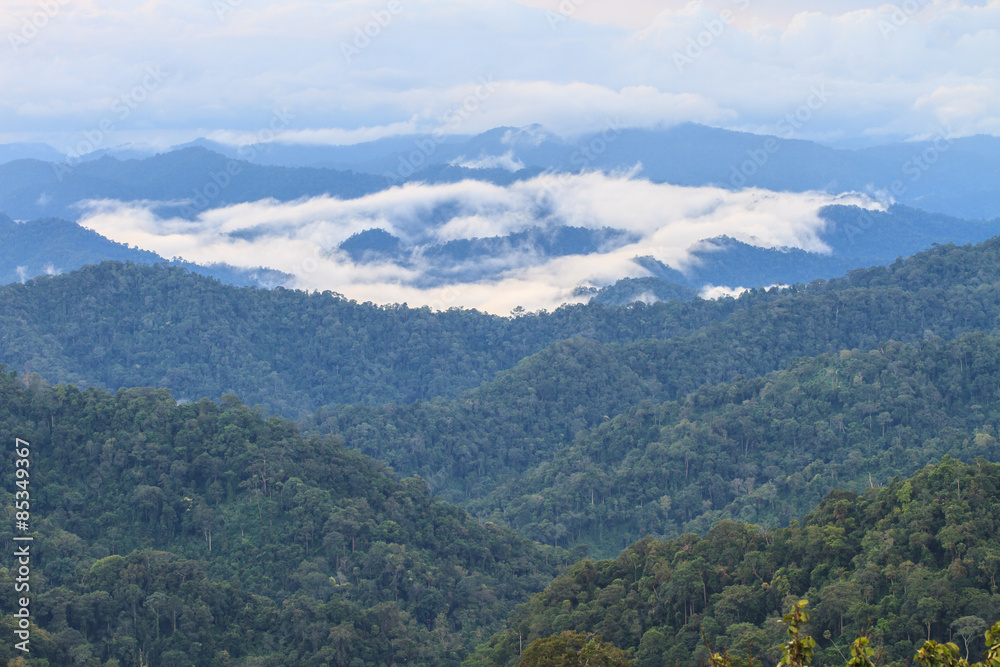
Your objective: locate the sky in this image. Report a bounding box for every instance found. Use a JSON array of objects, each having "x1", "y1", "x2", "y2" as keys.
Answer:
[{"x1": 2, "y1": 0, "x2": 998, "y2": 150}]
